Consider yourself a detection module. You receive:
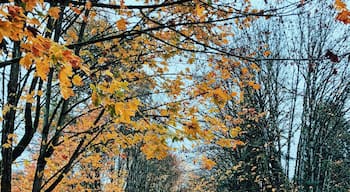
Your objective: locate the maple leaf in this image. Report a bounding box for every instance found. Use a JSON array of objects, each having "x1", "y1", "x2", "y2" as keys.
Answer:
[
  {"x1": 59, "y1": 66, "x2": 75, "y2": 99},
  {"x1": 184, "y1": 118, "x2": 200, "y2": 138},
  {"x1": 20, "y1": 53, "x2": 34, "y2": 69},
  {"x1": 35, "y1": 58, "x2": 50, "y2": 80},
  {"x1": 0, "y1": 21, "x2": 10, "y2": 42},
  {"x1": 22, "y1": 92, "x2": 35, "y2": 103},
  {"x1": 116, "y1": 18, "x2": 128, "y2": 31},
  {"x1": 241, "y1": 67, "x2": 249, "y2": 75},
  {"x1": 248, "y1": 81, "x2": 261, "y2": 90},
  {"x1": 212, "y1": 88, "x2": 230, "y2": 106},
  {"x1": 48, "y1": 7, "x2": 61, "y2": 19},
  {"x1": 62, "y1": 50, "x2": 81, "y2": 68},
  {"x1": 216, "y1": 138, "x2": 233, "y2": 148},
  {"x1": 335, "y1": 0, "x2": 347, "y2": 11},
  {"x1": 8, "y1": 6, "x2": 23, "y2": 18},
  {"x1": 23, "y1": 0, "x2": 40, "y2": 11},
  {"x1": 72, "y1": 75, "x2": 83, "y2": 86},
  {"x1": 202, "y1": 156, "x2": 216, "y2": 170},
  {"x1": 232, "y1": 140, "x2": 245, "y2": 150},
  {"x1": 196, "y1": 4, "x2": 205, "y2": 18},
  {"x1": 336, "y1": 10, "x2": 350, "y2": 24},
  {"x1": 250, "y1": 63, "x2": 260, "y2": 71},
  {"x1": 141, "y1": 133, "x2": 169, "y2": 160},
  {"x1": 230, "y1": 126, "x2": 241, "y2": 138}
]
